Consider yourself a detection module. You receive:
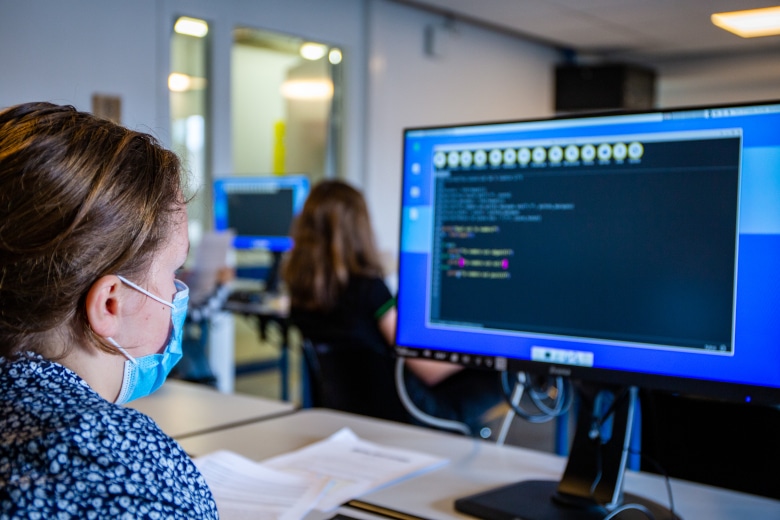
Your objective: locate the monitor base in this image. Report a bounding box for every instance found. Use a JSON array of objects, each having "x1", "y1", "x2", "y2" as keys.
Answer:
[{"x1": 455, "y1": 480, "x2": 678, "y2": 520}]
